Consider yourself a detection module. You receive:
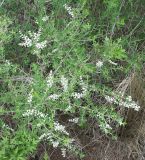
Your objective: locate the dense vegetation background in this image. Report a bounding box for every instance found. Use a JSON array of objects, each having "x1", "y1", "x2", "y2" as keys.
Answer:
[{"x1": 0, "y1": 0, "x2": 145, "y2": 159}]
